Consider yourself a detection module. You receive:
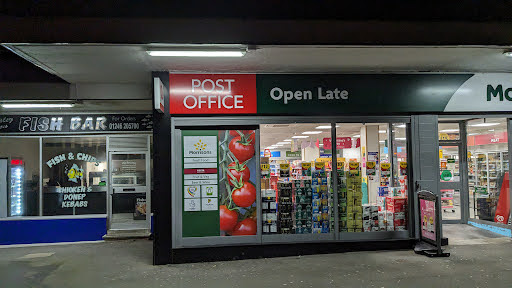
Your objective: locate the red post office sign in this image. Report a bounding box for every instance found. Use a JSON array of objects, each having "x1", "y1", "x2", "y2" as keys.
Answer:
[{"x1": 169, "y1": 74, "x2": 257, "y2": 114}]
